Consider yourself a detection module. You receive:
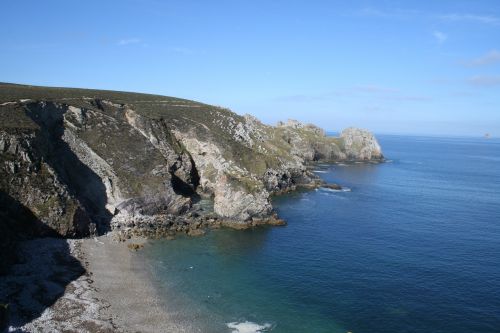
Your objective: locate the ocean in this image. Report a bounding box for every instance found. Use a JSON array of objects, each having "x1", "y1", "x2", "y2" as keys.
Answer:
[{"x1": 140, "y1": 135, "x2": 500, "y2": 333}]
